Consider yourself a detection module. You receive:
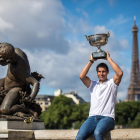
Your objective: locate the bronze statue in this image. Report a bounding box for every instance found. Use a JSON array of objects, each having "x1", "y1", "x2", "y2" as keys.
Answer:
[{"x1": 0, "y1": 43, "x2": 44, "y2": 119}]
